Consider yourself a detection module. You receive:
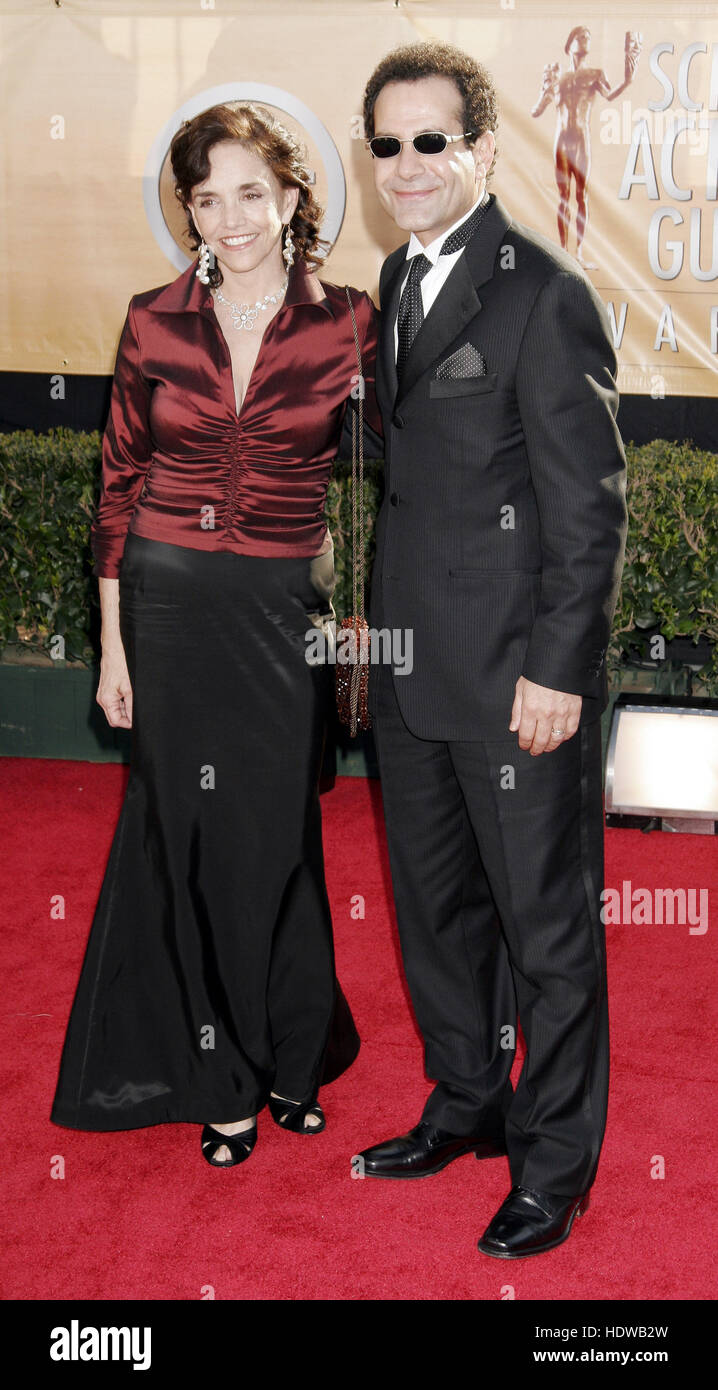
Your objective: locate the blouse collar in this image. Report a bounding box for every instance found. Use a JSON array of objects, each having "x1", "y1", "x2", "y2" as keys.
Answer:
[{"x1": 145, "y1": 256, "x2": 334, "y2": 318}]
